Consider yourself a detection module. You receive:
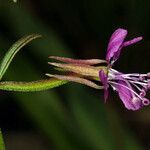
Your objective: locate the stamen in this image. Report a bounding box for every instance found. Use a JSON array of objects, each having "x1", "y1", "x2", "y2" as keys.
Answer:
[
  {"x1": 129, "y1": 82, "x2": 143, "y2": 92},
  {"x1": 109, "y1": 81, "x2": 143, "y2": 101},
  {"x1": 120, "y1": 73, "x2": 147, "y2": 78},
  {"x1": 109, "y1": 68, "x2": 122, "y2": 74},
  {"x1": 129, "y1": 80, "x2": 147, "y2": 86},
  {"x1": 139, "y1": 89, "x2": 146, "y2": 97},
  {"x1": 106, "y1": 68, "x2": 150, "y2": 108},
  {"x1": 147, "y1": 79, "x2": 150, "y2": 88},
  {"x1": 139, "y1": 75, "x2": 145, "y2": 81},
  {"x1": 119, "y1": 76, "x2": 140, "y2": 81},
  {"x1": 142, "y1": 98, "x2": 150, "y2": 106}
]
